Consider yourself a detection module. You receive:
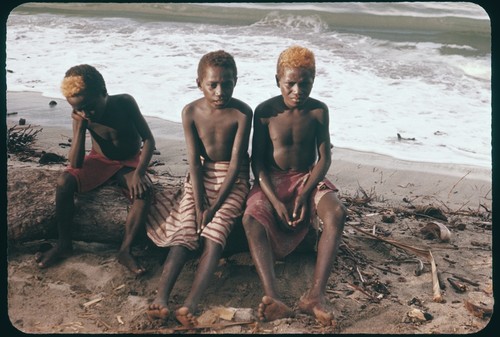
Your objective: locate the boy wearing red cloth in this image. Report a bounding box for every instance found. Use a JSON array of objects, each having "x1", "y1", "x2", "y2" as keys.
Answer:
[
  {"x1": 243, "y1": 46, "x2": 347, "y2": 326},
  {"x1": 35, "y1": 64, "x2": 155, "y2": 275}
]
